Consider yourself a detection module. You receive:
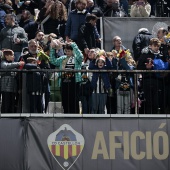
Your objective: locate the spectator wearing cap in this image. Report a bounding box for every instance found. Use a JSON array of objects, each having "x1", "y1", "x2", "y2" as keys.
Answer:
[
  {"x1": 0, "y1": 14, "x2": 28, "y2": 61},
  {"x1": 0, "y1": 3, "x2": 13, "y2": 13}
]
